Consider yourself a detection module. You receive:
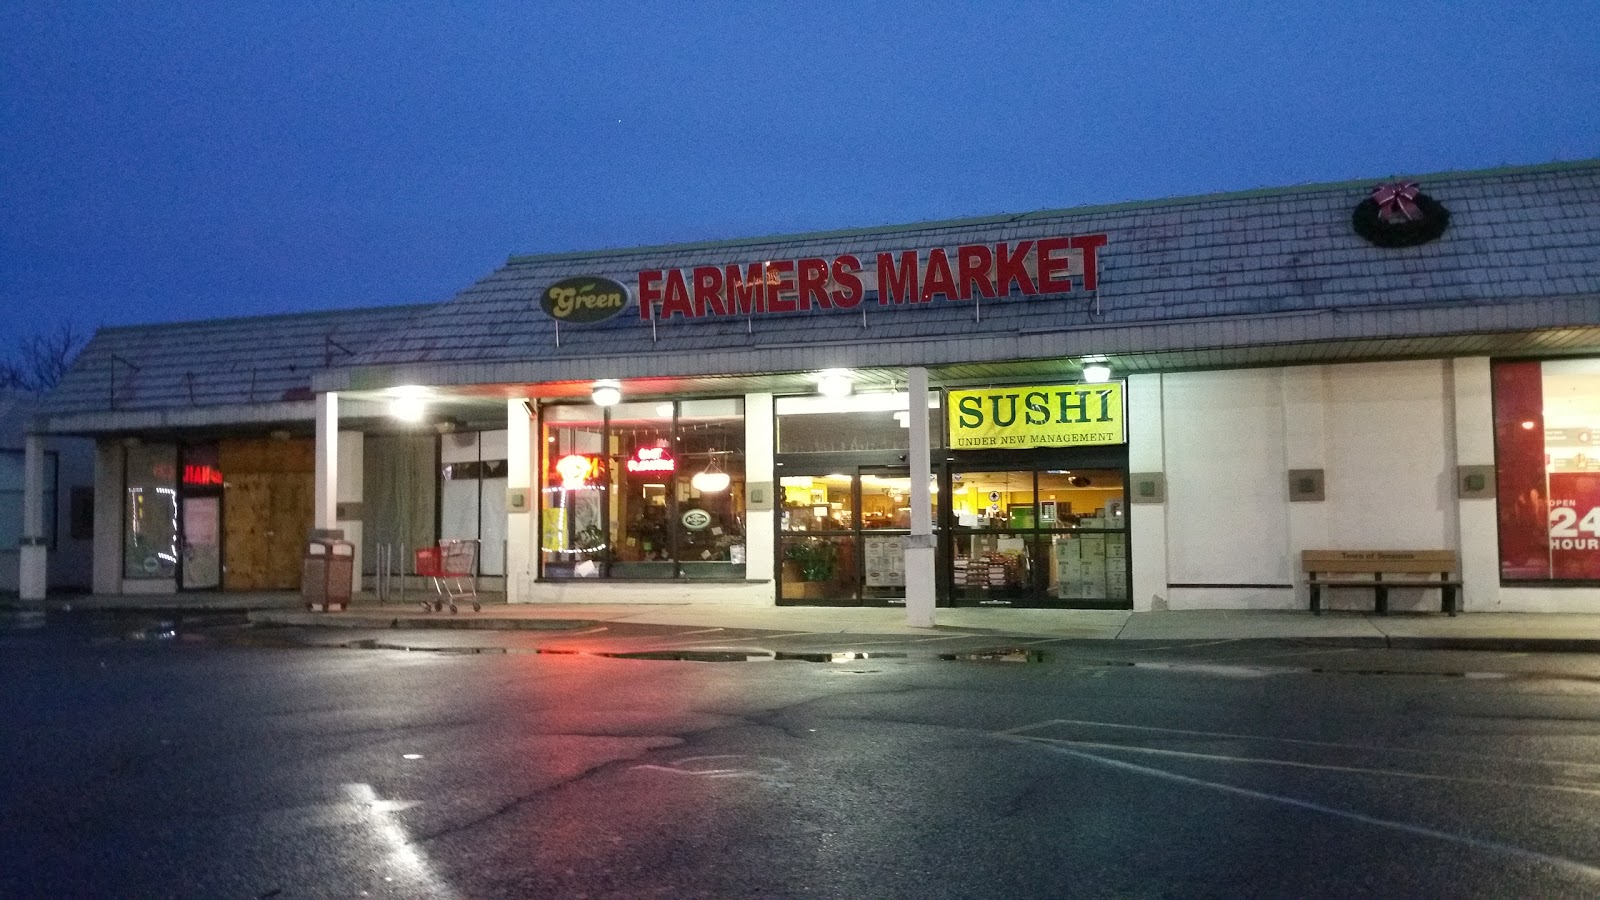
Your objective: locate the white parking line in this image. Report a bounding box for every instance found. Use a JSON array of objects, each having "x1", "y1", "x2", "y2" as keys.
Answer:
[
  {"x1": 1006, "y1": 734, "x2": 1600, "y2": 798},
  {"x1": 998, "y1": 718, "x2": 1600, "y2": 771},
  {"x1": 1002, "y1": 738, "x2": 1600, "y2": 882}
]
